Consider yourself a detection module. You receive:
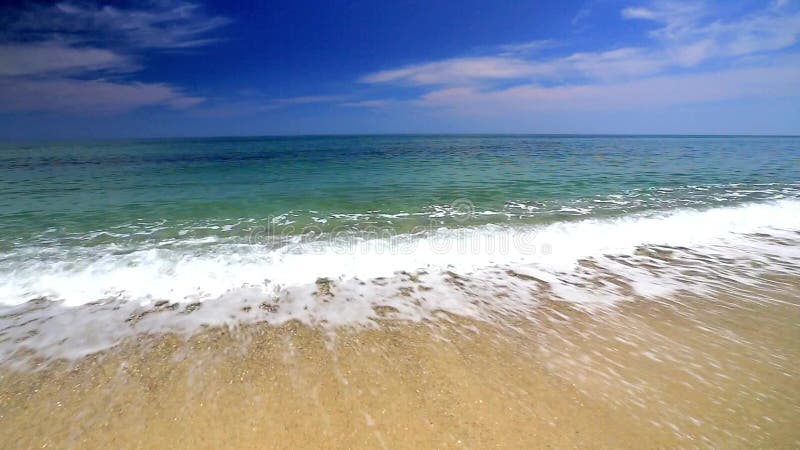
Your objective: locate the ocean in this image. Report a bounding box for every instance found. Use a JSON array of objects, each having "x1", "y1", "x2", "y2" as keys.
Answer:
[
  {"x1": 1, "y1": 135, "x2": 799, "y2": 446},
  {"x1": 1, "y1": 134, "x2": 799, "y2": 354}
]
